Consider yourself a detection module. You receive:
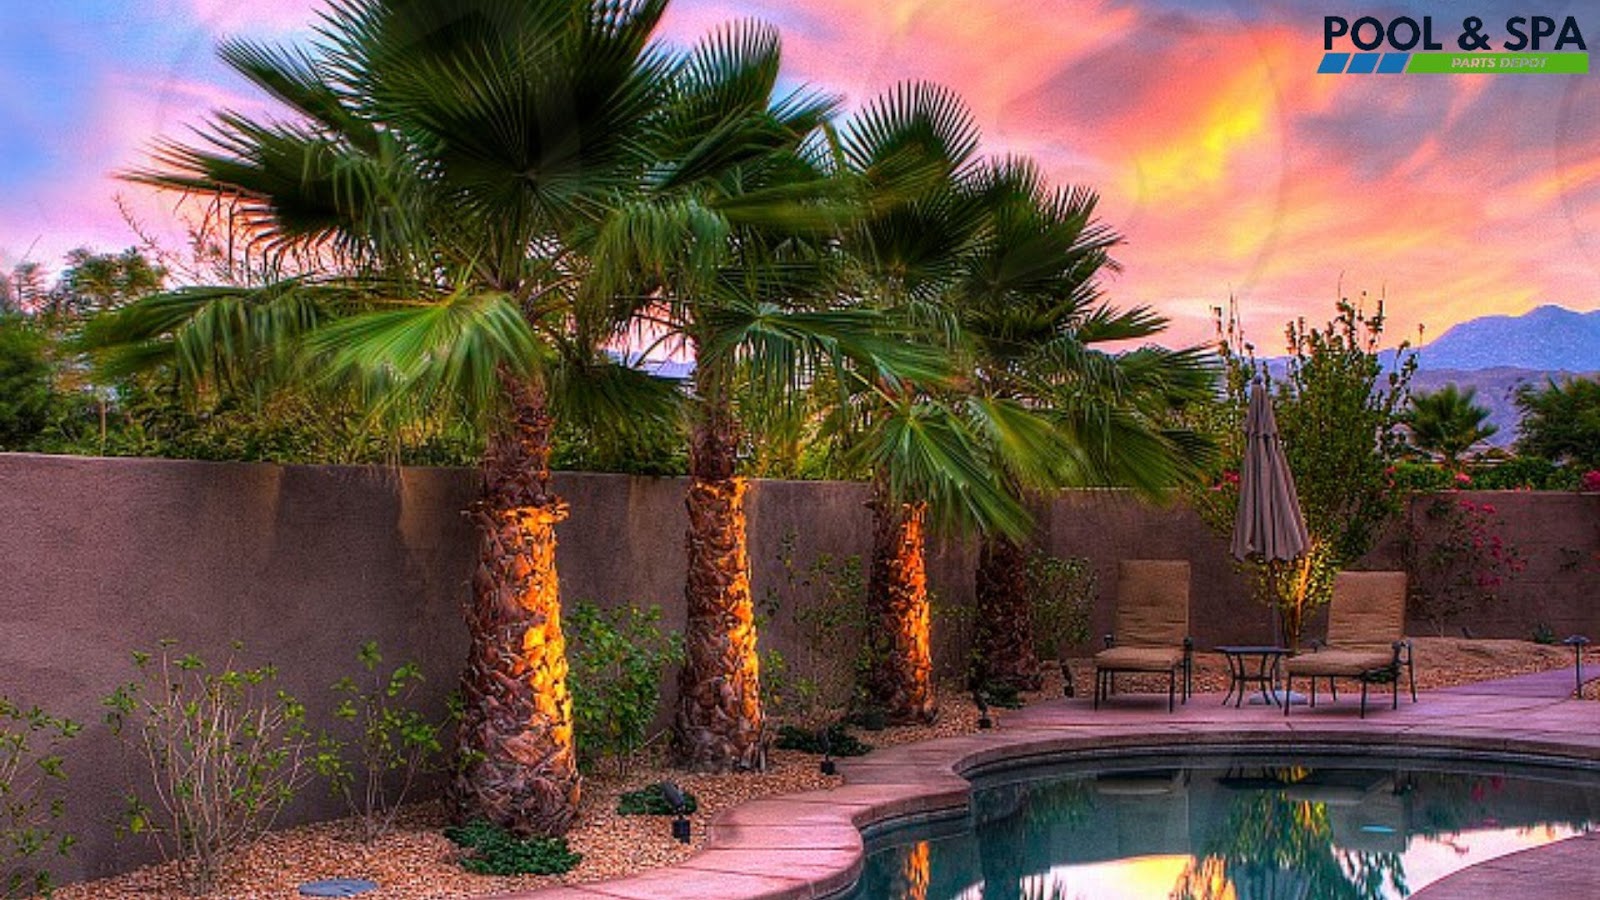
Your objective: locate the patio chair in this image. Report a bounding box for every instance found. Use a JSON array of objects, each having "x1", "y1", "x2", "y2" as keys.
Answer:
[
  {"x1": 1094, "y1": 560, "x2": 1193, "y2": 712},
  {"x1": 1284, "y1": 570, "x2": 1416, "y2": 718}
]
